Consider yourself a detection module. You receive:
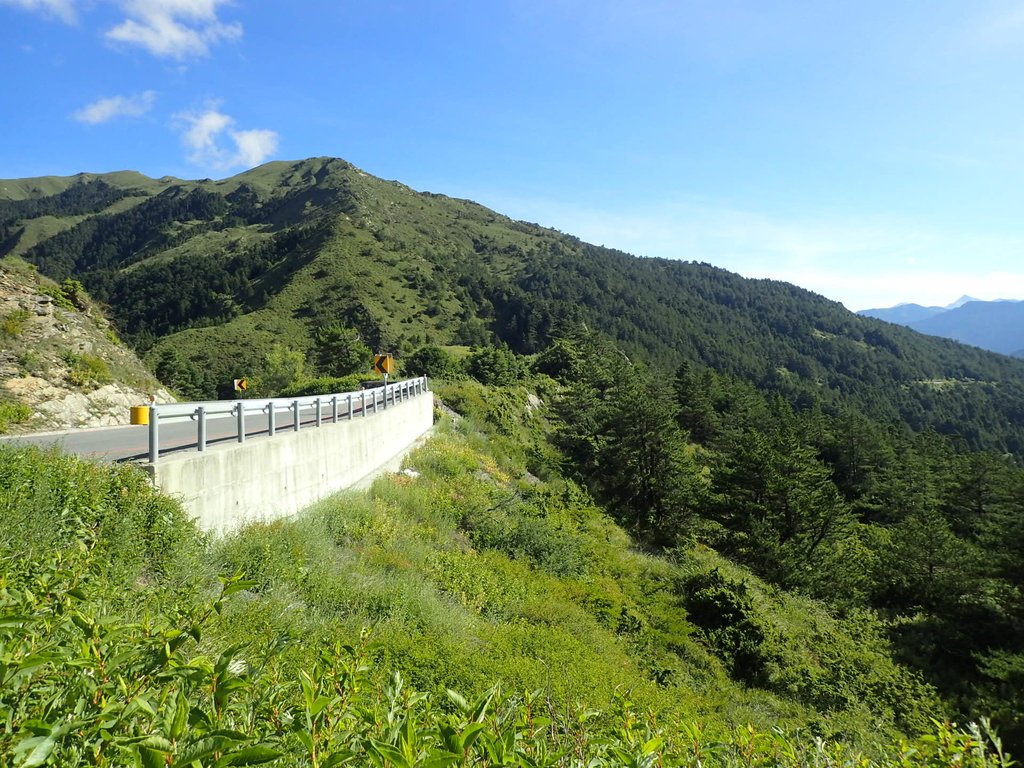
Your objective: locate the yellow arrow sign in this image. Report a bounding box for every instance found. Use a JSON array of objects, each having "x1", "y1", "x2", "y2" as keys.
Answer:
[
  {"x1": 233, "y1": 378, "x2": 248, "y2": 392},
  {"x1": 373, "y1": 355, "x2": 394, "y2": 375}
]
